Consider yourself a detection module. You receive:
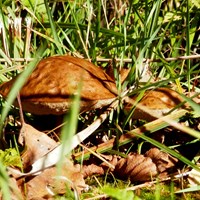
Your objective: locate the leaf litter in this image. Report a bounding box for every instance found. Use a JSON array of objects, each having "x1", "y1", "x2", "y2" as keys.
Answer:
[{"x1": 1, "y1": 90, "x2": 200, "y2": 199}]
